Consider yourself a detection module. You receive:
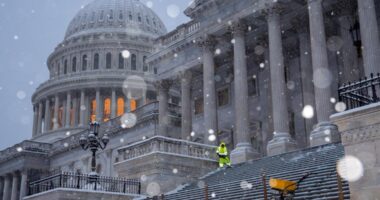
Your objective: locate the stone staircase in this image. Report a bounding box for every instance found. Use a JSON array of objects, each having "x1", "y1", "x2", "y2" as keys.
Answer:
[{"x1": 163, "y1": 143, "x2": 350, "y2": 199}]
